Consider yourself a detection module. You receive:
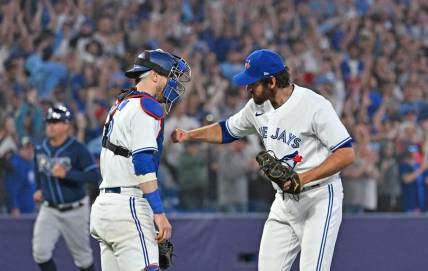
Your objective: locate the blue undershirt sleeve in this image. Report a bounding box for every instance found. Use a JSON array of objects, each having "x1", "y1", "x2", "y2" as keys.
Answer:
[
  {"x1": 132, "y1": 150, "x2": 157, "y2": 175},
  {"x1": 218, "y1": 120, "x2": 240, "y2": 144}
]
